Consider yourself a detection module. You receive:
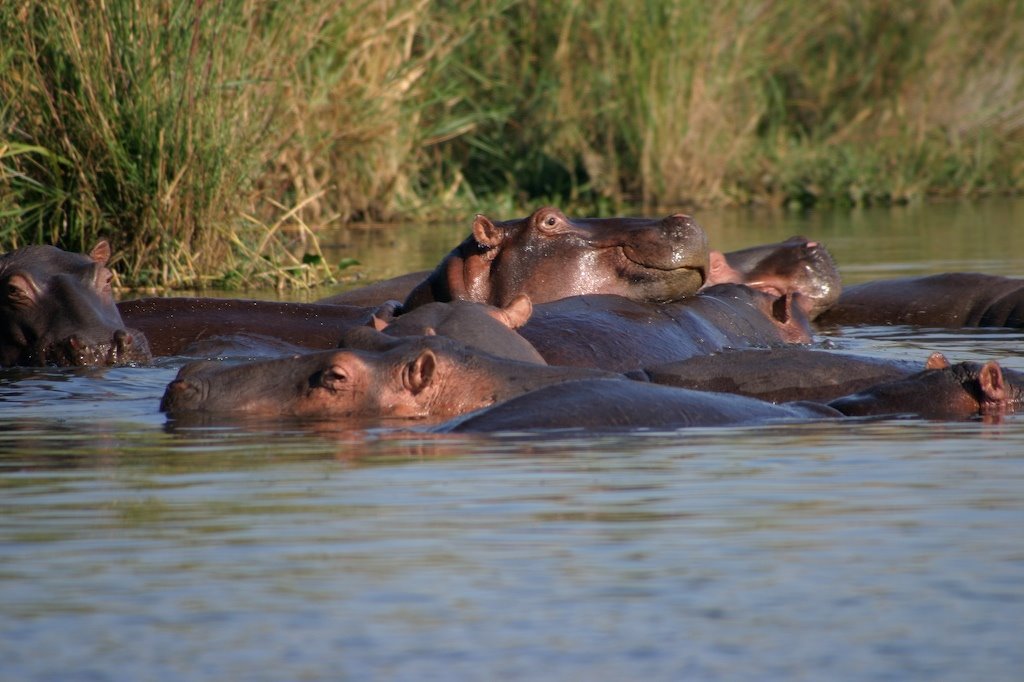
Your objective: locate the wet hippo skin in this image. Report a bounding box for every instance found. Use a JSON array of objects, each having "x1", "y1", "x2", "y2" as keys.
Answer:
[
  {"x1": 816, "y1": 273, "x2": 1024, "y2": 327},
  {"x1": 518, "y1": 284, "x2": 813, "y2": 372},
  {"x1": 402, "y1": 206, "x2": 710, "y2": 309},
  {"x1": 437, "y1": 378, "x2": 842, "y2": 433},
  {"x1": 0, "y1": 241, "x2": 151, "y2": 366},
  {"x1": 118, "y1": 298, "x2": 384, "y2": 357},
  {"x1": 636, "y1": 347, "x2": 930, "y2": 404}
]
